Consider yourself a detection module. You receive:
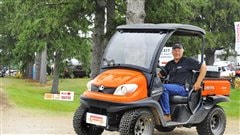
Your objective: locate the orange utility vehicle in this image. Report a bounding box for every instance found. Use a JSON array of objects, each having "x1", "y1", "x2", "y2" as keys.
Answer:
[{"x1": 73, "y1": 24, "x2": 230, "y2": 135}]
